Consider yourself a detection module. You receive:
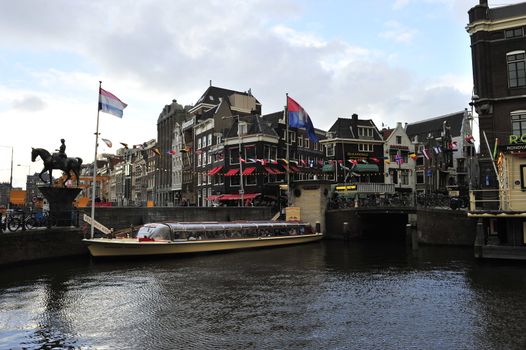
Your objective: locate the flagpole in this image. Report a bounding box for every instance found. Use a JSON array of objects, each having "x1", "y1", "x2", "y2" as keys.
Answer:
[
  {"x1": 285, "y1": 93, "x2": 290, "y2": 208},
  {"x1": 90, "y1": 81, "x2": 102, "y2": 239}
]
